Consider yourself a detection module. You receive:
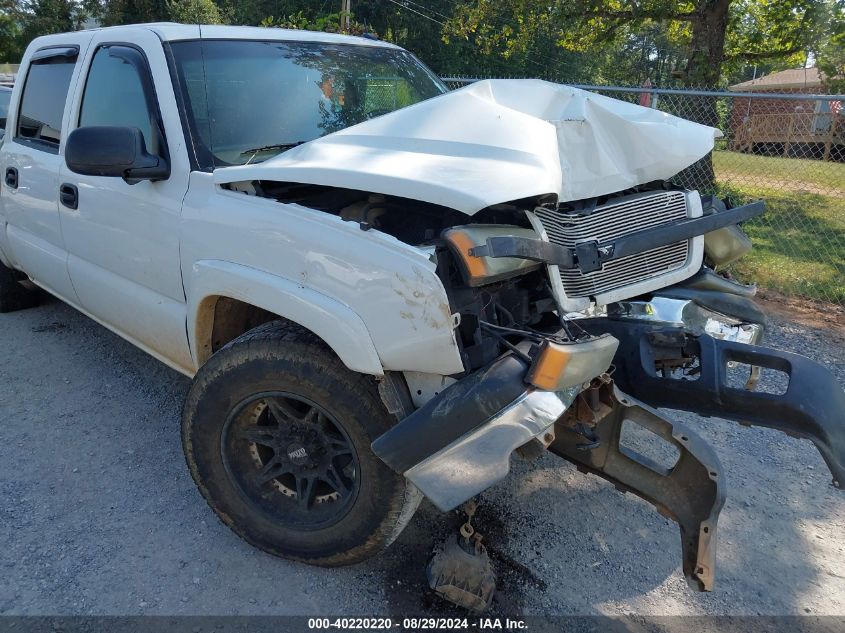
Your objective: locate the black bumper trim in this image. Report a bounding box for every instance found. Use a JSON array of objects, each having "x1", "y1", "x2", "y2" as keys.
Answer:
[
  {"x1": 473, "y1": 201, "x2": 766, "y2": 274},
  {"x1": 470, "y1": 235, "x2": 575, "y2": 268},
  {"x1": 595, "y1": 201, "x2": 765, "y2": 265}
]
